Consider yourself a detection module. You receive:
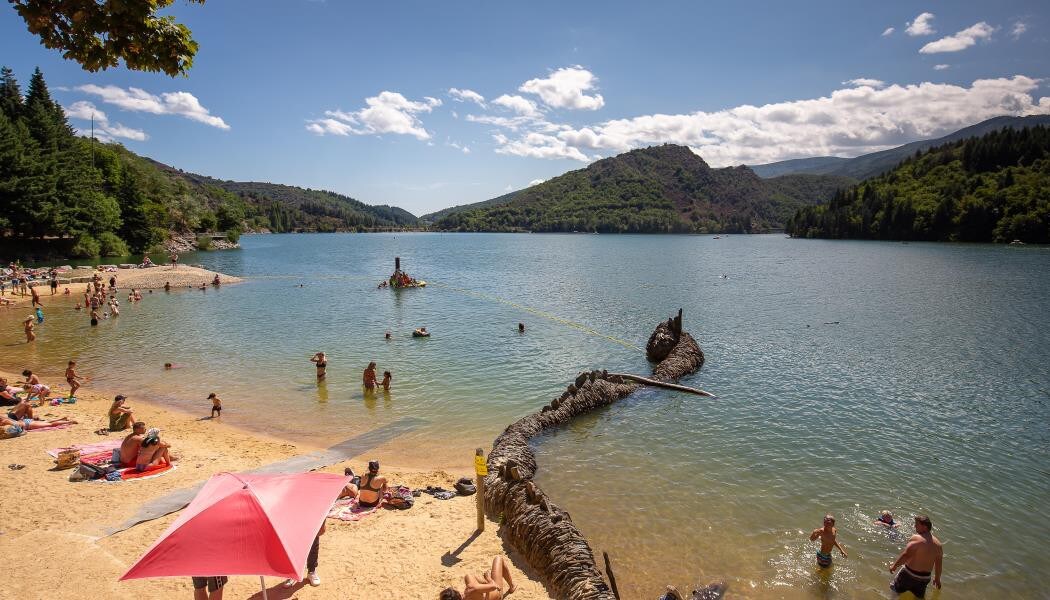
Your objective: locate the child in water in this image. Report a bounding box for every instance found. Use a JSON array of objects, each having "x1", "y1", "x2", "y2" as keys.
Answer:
[
  {"x1": 381, "y1": 371, "x2": 392, "y2": 391},
  {"x1": 35, "y1": 307, "x2": 43, "y2": 323},
  {"x1": 208, "y1": 393, "x2": 222, "y2": 418},
  {"x1": 875, "y1": 510, "x2": 900, "y2": 528}
]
